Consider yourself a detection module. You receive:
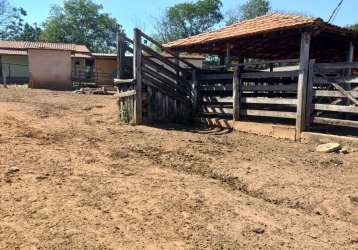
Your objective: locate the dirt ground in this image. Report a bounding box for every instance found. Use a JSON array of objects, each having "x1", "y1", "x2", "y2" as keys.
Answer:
[{"x1": 0, "y1": 88, "x2": 357, "y2": 249}]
